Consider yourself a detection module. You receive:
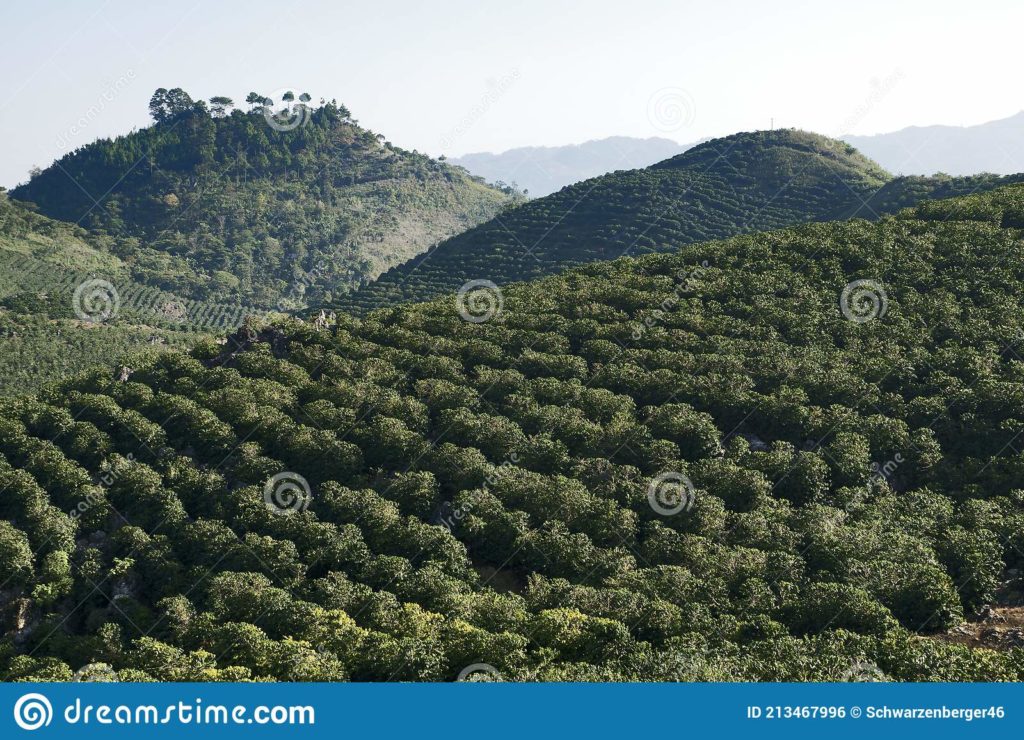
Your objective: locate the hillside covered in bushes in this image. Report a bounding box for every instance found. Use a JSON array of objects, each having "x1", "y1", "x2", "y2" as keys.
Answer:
[
  {"x1": 0, "y1": 192, "x2": 213, "y2": 396},
  {"x1": 339, "y1": 130, "x2": 1022, "y2": 313},
  {"x1": 3, "y1": 185, "x2": 1024, "y2": 681},
  {"x1": 10, "y1": 89, "x2": 514, "y2": 309}
]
